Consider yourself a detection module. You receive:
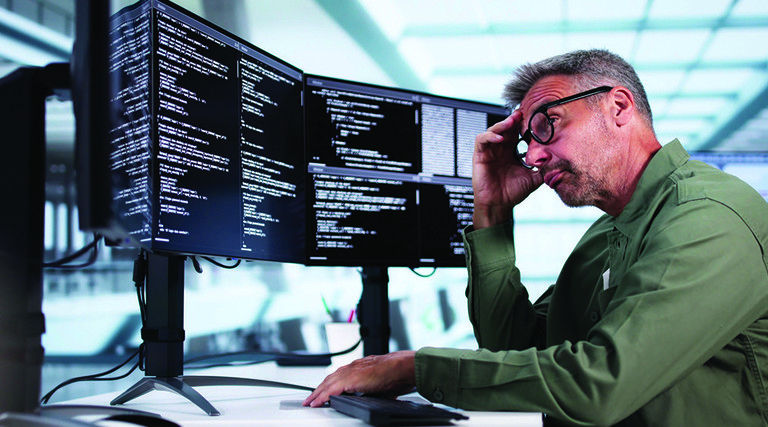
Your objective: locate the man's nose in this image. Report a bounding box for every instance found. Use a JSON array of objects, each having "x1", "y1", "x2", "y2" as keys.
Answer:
[{"x1": 525, "y1": 140, "x2": 550, "y2": 168}]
